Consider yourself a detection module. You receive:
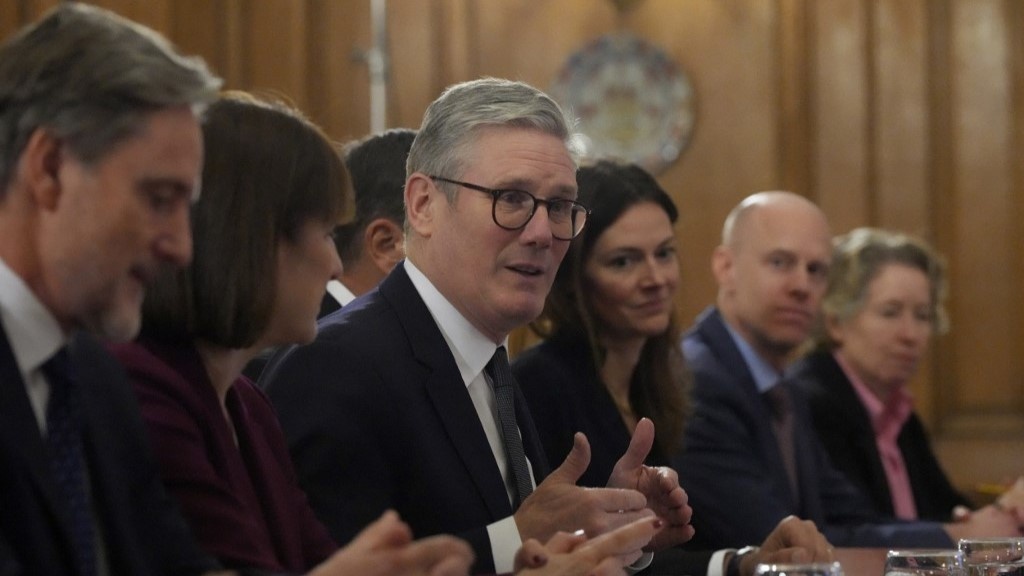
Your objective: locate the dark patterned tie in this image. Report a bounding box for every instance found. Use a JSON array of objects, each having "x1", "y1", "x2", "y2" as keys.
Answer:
[
  {"x1": 485, "y1": 346, "x2": 534, "y2": 509},
  {"x1": 43, "y1": 348, "x2": 97, "y2": 576},
  {"x1": 764, "y1": 383, "x2": 800, "y2": 504}
]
